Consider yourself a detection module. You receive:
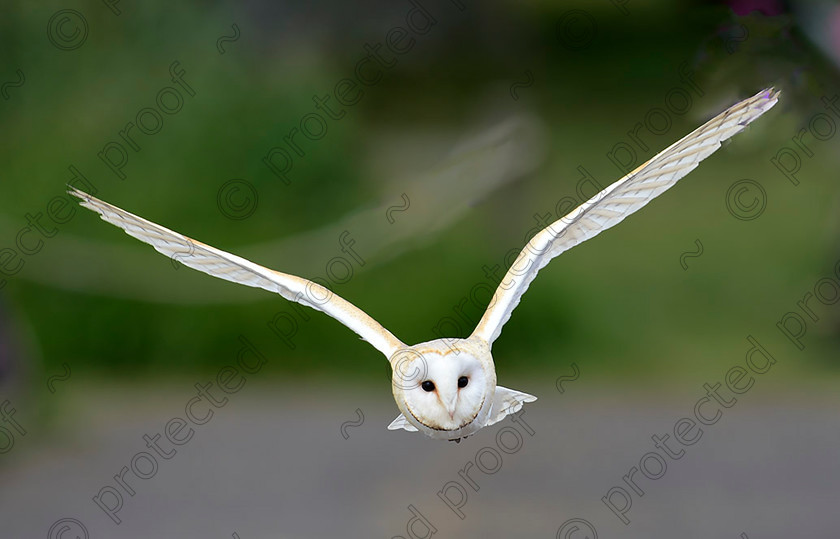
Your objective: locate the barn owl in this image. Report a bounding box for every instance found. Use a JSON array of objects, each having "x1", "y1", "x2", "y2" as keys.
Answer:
[{"x1": 71, "y1": 88, "x2": 779, "y2": 441}]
